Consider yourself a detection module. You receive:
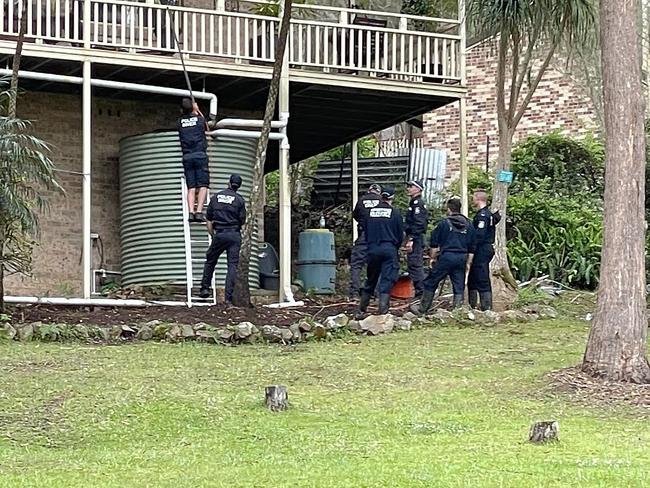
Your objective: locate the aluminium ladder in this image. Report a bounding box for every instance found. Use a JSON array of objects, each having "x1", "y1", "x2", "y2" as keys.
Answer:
[{"x1": 180, "y1": 176, "x2": 217, "y2": 307}]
